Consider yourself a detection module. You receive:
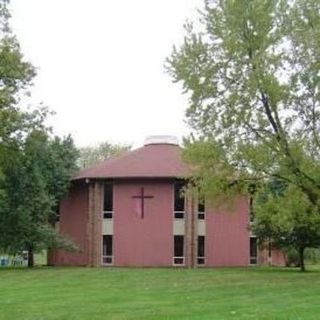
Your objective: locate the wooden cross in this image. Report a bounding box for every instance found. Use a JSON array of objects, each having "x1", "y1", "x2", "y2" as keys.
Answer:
[{"x1": 132, "y1": 187, "x2": 154, "y2": 219}]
